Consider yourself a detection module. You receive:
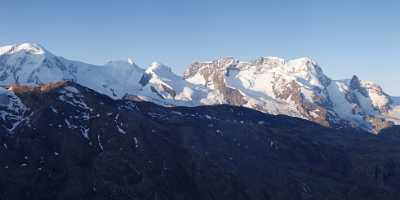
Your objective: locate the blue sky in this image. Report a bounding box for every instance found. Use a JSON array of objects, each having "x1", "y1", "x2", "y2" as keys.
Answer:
[{"x1": 1, "y1": 0, "x2": 399, "y2": 94}]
